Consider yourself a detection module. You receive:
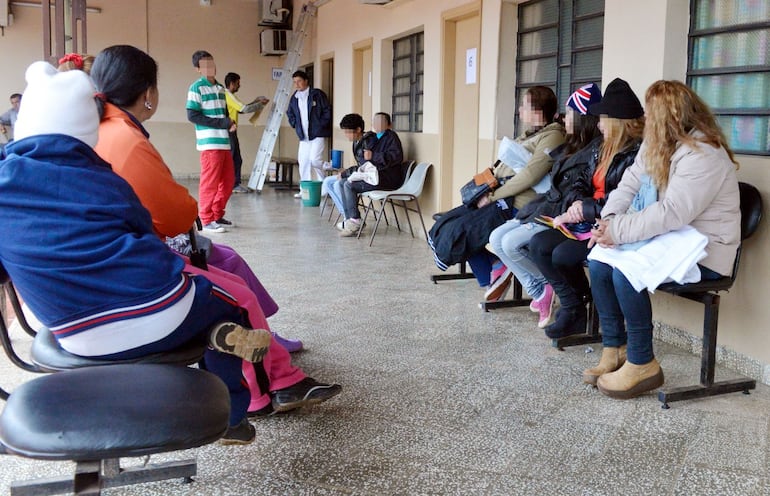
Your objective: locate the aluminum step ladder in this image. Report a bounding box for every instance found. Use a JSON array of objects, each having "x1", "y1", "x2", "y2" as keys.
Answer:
[{"x1": 247, "y1": 2, "x2": 319, "y2": 192}]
